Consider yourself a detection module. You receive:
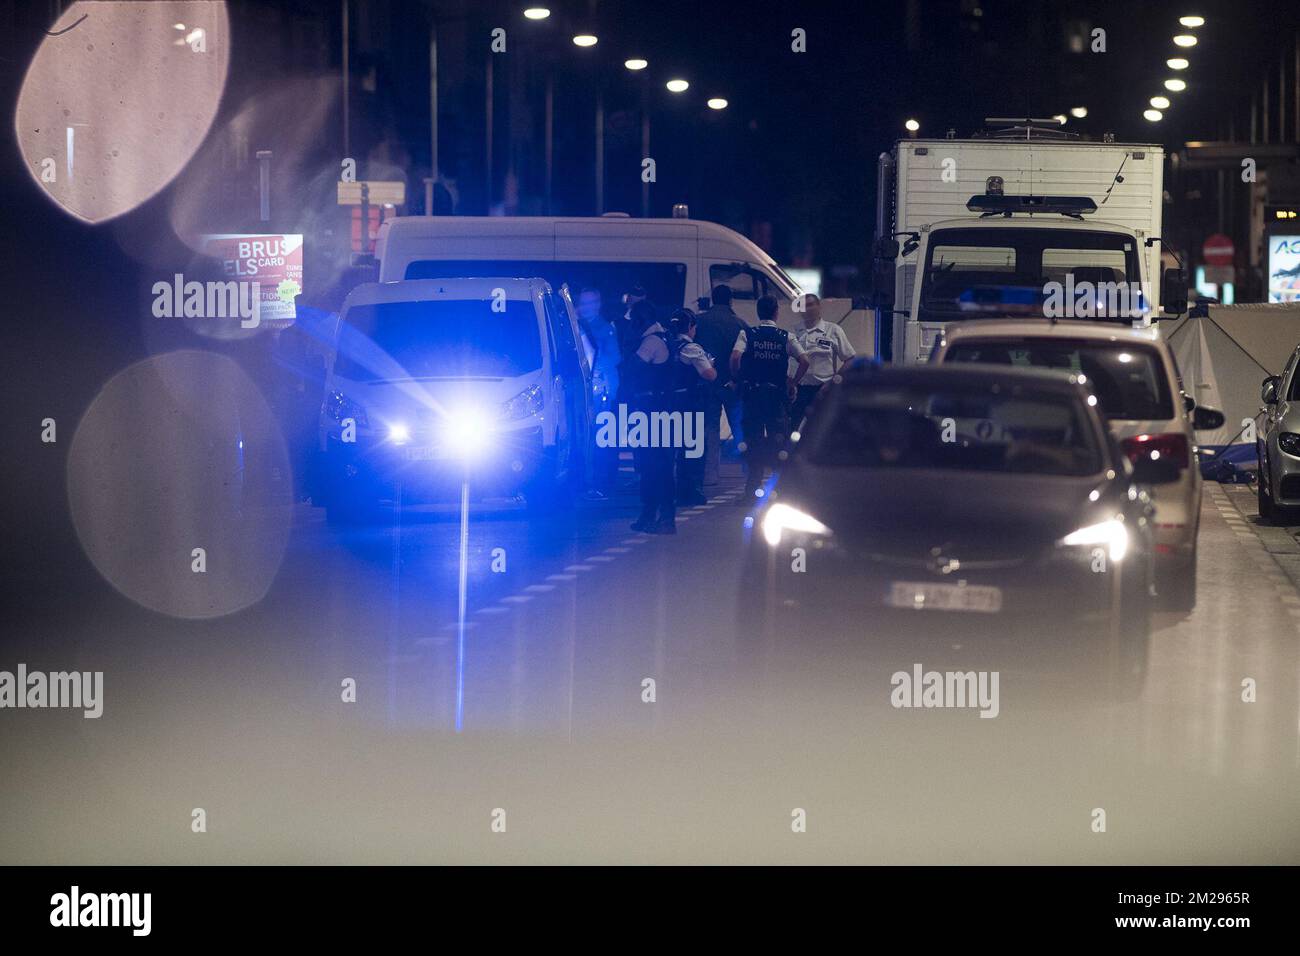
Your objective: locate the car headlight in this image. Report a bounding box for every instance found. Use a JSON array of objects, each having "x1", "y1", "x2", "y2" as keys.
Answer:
[
  {"x1": 325, "y1": 390, "x2": 368, "y2": 428},
  {"x1": 1060, "y1": 518, "x2": 1129, "y2": 562},
  {"x1": 760, "y1": 502, "x2": 832, "y2": 547},
  {"x1": 1278, "y1": 432, "x2": 1300, "y2": 457},
  {"x1": 501, "y1": 384, "x2": 545, "y2": 422}
]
